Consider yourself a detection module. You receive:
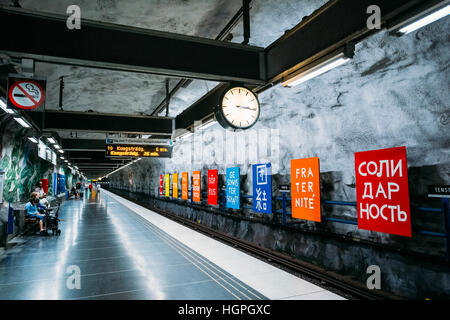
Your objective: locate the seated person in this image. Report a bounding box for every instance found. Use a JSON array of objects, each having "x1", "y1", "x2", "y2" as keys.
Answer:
[
  {"x1": 25, "y1": 196, "x2": 47, "y2": 234},
  {"x1": 34, "y1": 181, "x2": 47, "y2": 199}
]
